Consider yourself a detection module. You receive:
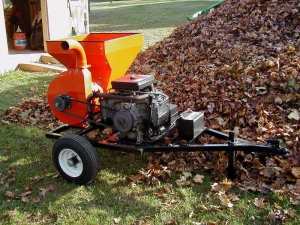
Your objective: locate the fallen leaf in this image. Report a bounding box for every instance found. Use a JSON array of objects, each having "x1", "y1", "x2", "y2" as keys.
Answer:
[
  {"x1": 52, "y1": 173, "x2": 60, "y2": 179},
  {"x1": 254, "y1": 198, "x2": 266, "y2": 208},
  {"x1": 29, "y1": 86, "x2": 39, "y2": 92},
  {"x1": 227, "y1": 193, "x2": 240, "y2": 202},
  {"x1": 291, "y1": 167, "x2": 300, "y2": 178},
  {"x1": 7, "y1": 177, "x2": 15, "y2": 183},
  {"x1": 7, "y1": 210, "x2": 17, "y2": 216},
  {"x1": 129, "y1": 182, "x2": 136, "y2": 189},
  {"x1": 164, "y1": 199, "x2": 178, "y2": 206},
  {"x1": 260, "y1": 167, "x2": 275, "y2": 178},
  {"x1": 48, "y1": 123, "x2": 54, "y2": 130},
  {"x1": 268, "y1": 209, "x2": 286, "y2": 224},
  {"x1": 200, "y1": 204, "x2": 208, "y2": 210},
  {"x1": 39, "y1": 188, "x2": 48, "y2": 197},
  {"x1": 175, "y1": 176, "x2": 193, "y2": 187},
  {"x1": 255, "y1": 87, "x2": 267, "y2": 92},
  {"x1": 5, "y1": 191, "x2": 15, "y2": 198},
  {"x1": 268, "y1": 210, "x2": 277, "y2": 223},
  {"x1": 102, "y1": 128, "x2": 113, "y2": 136},
  {"x1": 288, "y1": 110, "x2": 299, "y2": 120},
  {"x1": 288, "y1": 45, "x2": 295, "y2": 52},
  {"x1": 289, "y1": 192, "x2": 300, "y2": 205},
  {"x1": 193, "y1": 174, "x2": 204, "y2": 184},
  {"x1": 218, "y1": 191, "x2": 233, "y2": 208},
  {"x1": 129, "y1": 154, "x2": 135, "y2": 161},
  {"x1": 19, "y1": 191, "x2": 32, "y2": 197},
  {"x1": 1, "y1": 157, "x2": 8, "y2": 162},
  {"x1": 274, "y1": 203, "x2": 282, "y2": 210},
  {"x1": 86, "y1": 130, "x2": 98, "y2": 139},
  {"x1": 20, "y1": 197, "x2": 30, "y2": 204},
  {"x1": 45, "y1": 184, "x2": 54, "y2": 191},
  {"x1": 182, "y1": 172, "x2": 192, "y2": 178},
  {"x1": 114, "y1": 217, "x2": 121, "y2": 224},
  {"x1": 211, "y1": 179, "x2": 232, "y2": 192},
  {"x1": 31, "y1": 197, "x2": 41, "y2": 203},
  {"x1": 129, "y1": 174, "x2": 144, "y2": 183}
]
